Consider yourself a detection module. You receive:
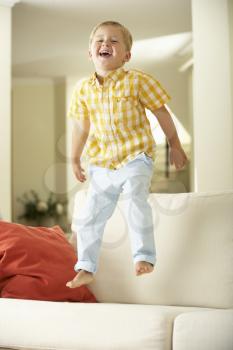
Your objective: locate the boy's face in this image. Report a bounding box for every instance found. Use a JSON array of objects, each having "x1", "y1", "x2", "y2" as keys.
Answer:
[{"x1": 89, "y1": 25, "x2": 131, "y2": 75}]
